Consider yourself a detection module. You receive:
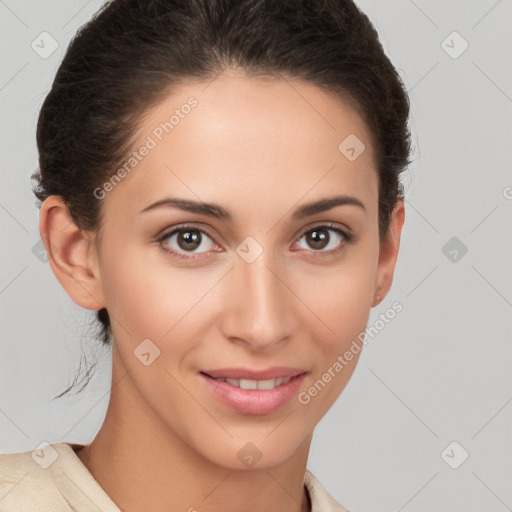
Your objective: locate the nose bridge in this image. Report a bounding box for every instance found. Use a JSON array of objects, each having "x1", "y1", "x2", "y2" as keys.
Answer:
[{"x1": 225, "y1": 245, "x2": 291, "y2": 349}]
